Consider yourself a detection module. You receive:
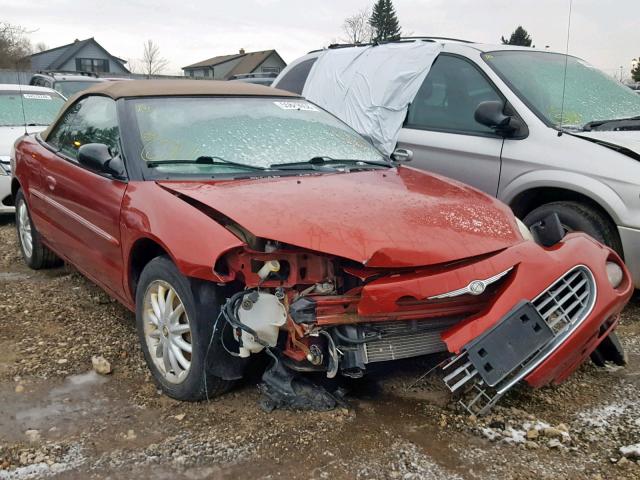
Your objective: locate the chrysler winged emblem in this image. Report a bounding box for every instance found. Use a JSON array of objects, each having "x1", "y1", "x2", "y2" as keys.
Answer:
[{"x1": 428, "y1": 267, "x2": 514, "y2": 300}]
